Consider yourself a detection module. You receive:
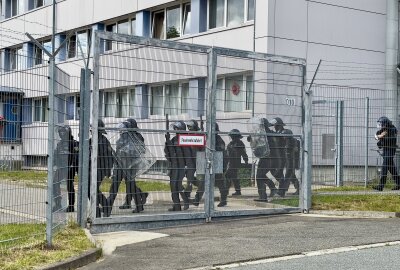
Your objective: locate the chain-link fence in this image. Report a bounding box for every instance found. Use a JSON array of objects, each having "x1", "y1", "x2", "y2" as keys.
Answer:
[{"x1": 87, "y1": 32, "x2": 307, "y2": 232}]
